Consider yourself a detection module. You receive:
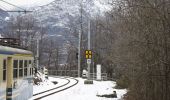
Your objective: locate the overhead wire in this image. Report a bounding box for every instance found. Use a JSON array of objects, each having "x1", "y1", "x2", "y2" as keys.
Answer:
[
  {"x1": 0, "y1": 0, "x2": 26, "y2": 11},
  {"x1": 0, "y1": 4, "x2": 8, "y2": 11}
]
